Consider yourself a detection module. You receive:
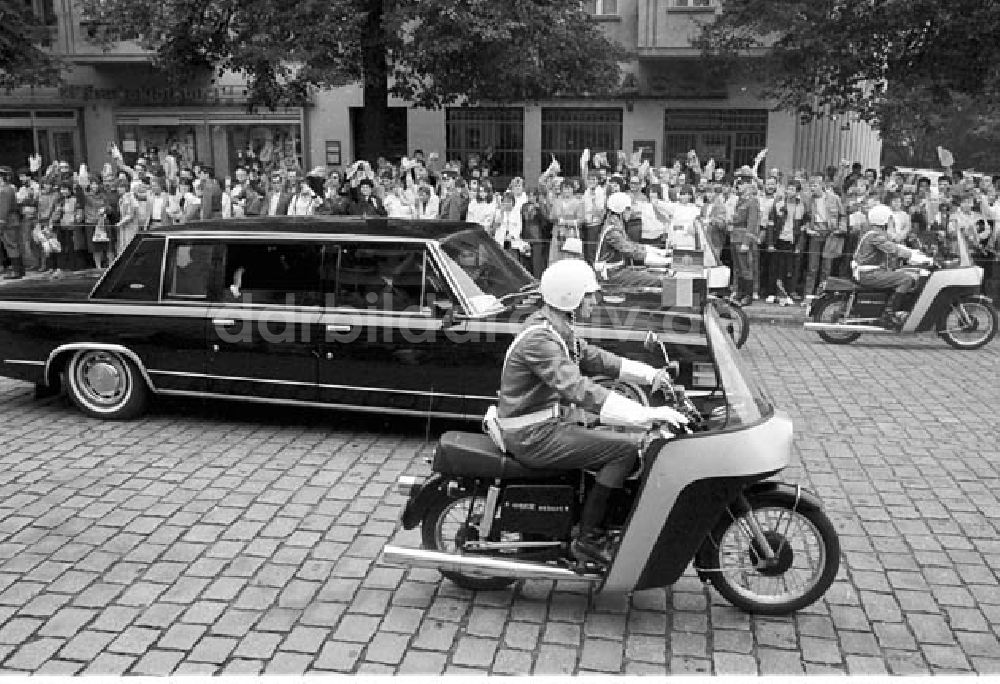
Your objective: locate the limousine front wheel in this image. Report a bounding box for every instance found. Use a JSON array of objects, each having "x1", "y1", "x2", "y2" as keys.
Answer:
[{"x1": 65, "y1": 349, "x2": 150, "y2": 420}]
